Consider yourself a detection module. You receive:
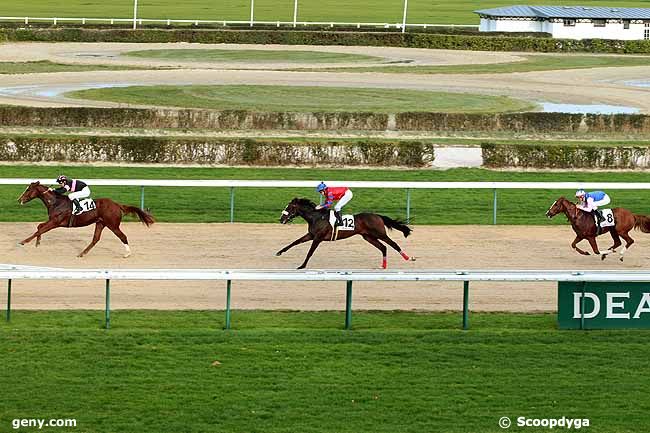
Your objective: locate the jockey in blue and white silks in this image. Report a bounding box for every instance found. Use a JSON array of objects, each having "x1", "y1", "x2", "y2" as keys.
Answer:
[{"x1": 576, "y1": 190, "x2": 610, "y2": 225}]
